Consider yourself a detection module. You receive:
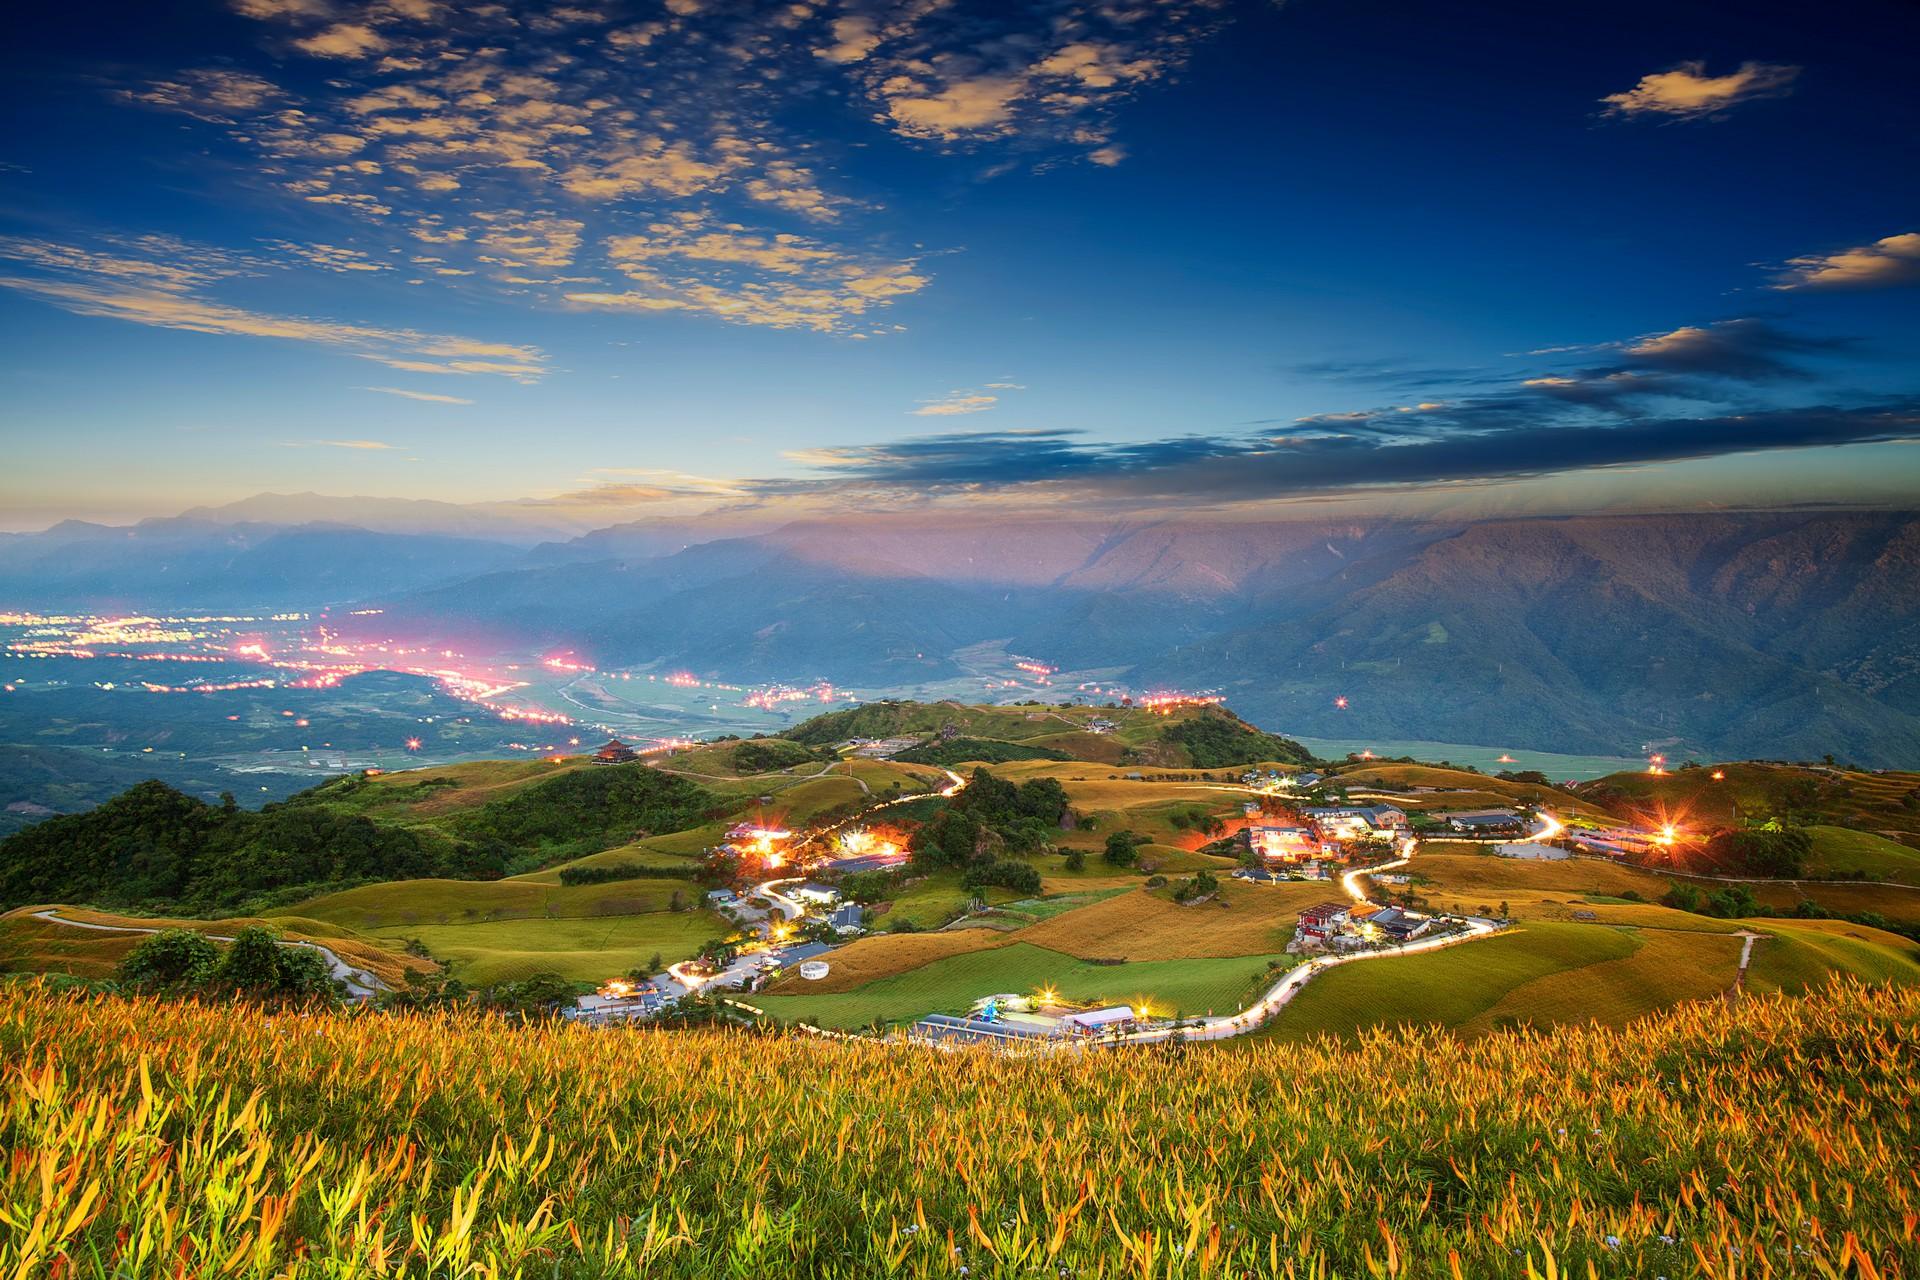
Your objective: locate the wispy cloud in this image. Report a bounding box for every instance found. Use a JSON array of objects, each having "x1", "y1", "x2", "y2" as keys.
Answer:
[
  {"x1": 102, "y1": 0, "x2": 1236, "y2": 341},
  {"x1": 1600, "y1": 60, "x2": 1799, "y2": 121},
  {"x1": 362, "y1": 385, "x2": 473, "y2": 404},
  {"x1": 283, "y1": 438, "x2": 405, "y2": 450},
  {"x1": 912, "y1": 391, "x2": 999, "y2": 417},
  {"x1": 0, "y1": 234, "x2": 547, "y2": 379},
  {"x1": 1771, "y1": 232, "x2": 1920, "y2": 291}
]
